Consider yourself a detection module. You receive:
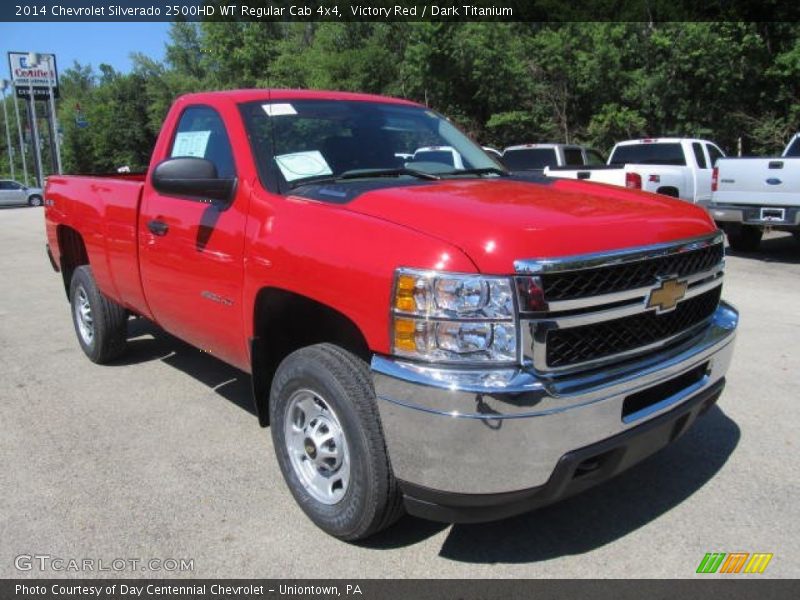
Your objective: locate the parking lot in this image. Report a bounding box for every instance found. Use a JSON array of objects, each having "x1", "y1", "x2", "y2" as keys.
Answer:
[{"x1": 1, "y1": 205, "x2": 798, "y2": 578}]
